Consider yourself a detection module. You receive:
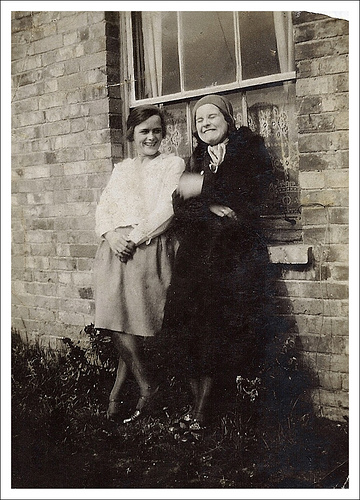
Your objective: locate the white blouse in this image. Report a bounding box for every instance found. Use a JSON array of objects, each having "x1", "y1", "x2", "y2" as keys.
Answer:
[{"x1": 95, "y1": 153, "x2": 185, "y2": 245}]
